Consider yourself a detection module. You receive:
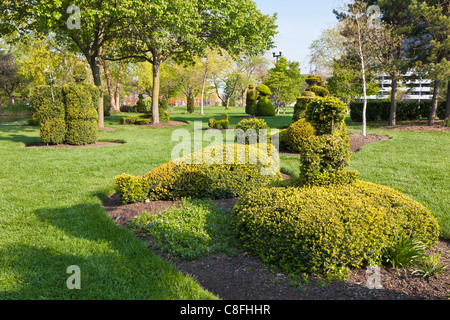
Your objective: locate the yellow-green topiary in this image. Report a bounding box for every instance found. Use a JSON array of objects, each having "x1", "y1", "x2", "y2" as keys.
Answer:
[
  {"x1": 115, "y1": 144, "x2": 282, "y2": 204},
  {"x1": 231, "y1": 180, "x2": 440, "y2": 274},
  {"x1": 282, "y1": 119, "x2": 316, "y2": 153}
]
